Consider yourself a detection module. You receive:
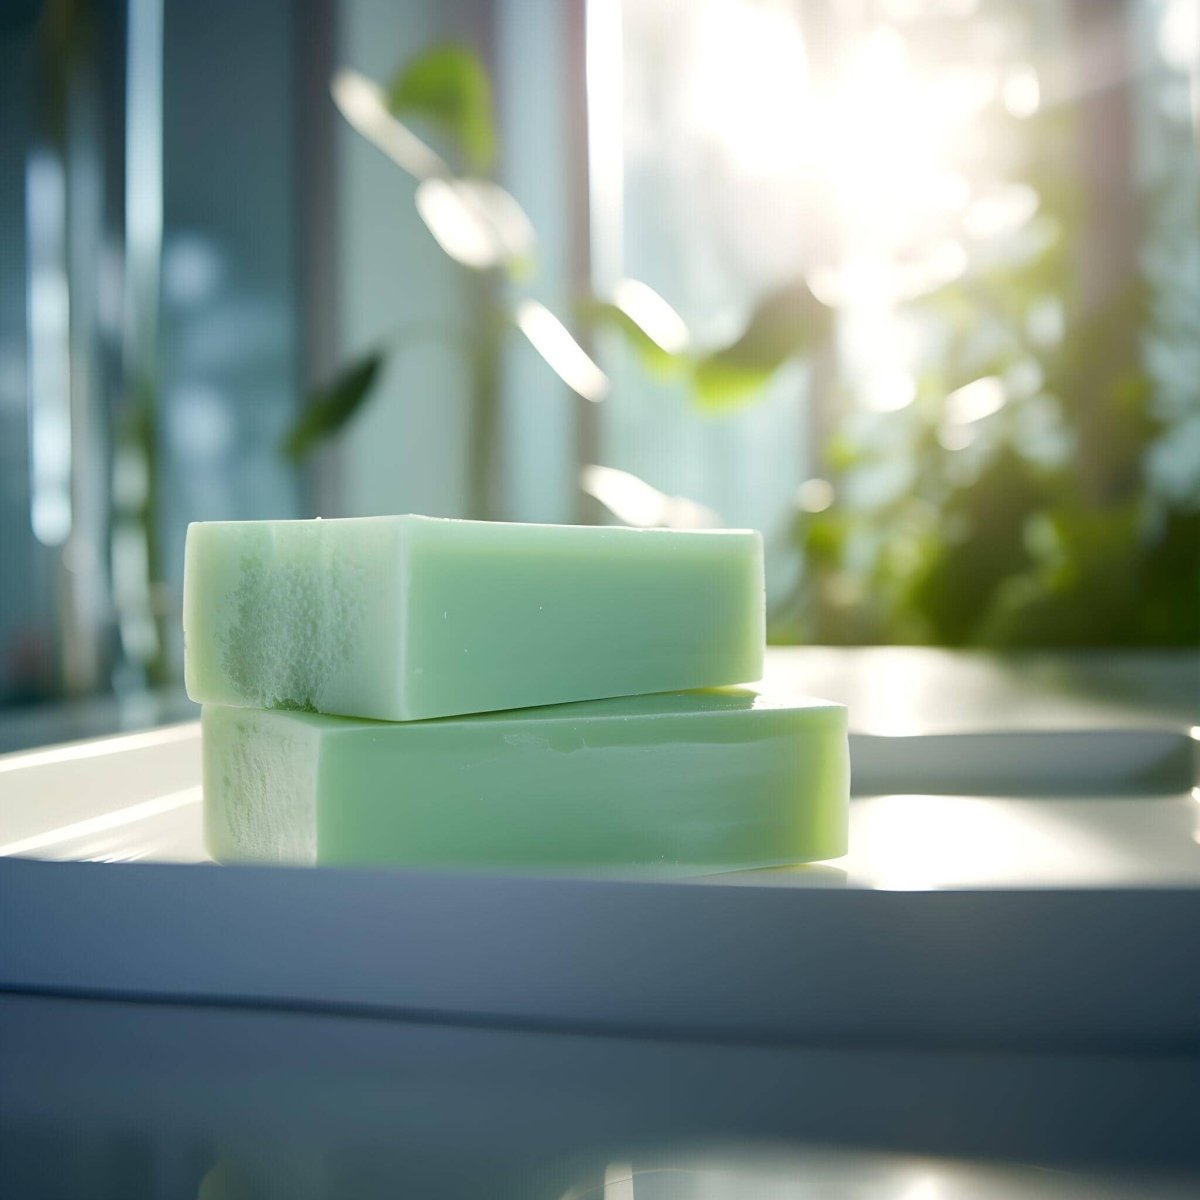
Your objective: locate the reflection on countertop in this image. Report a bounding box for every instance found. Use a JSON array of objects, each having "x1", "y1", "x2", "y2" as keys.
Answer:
[
  {"x1": 3, "y1": 993, "x2": 1199, "y2": 1200},
  {"x1": 194, "y1": 1144, "x2": 1200, "y2": 1200}
]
